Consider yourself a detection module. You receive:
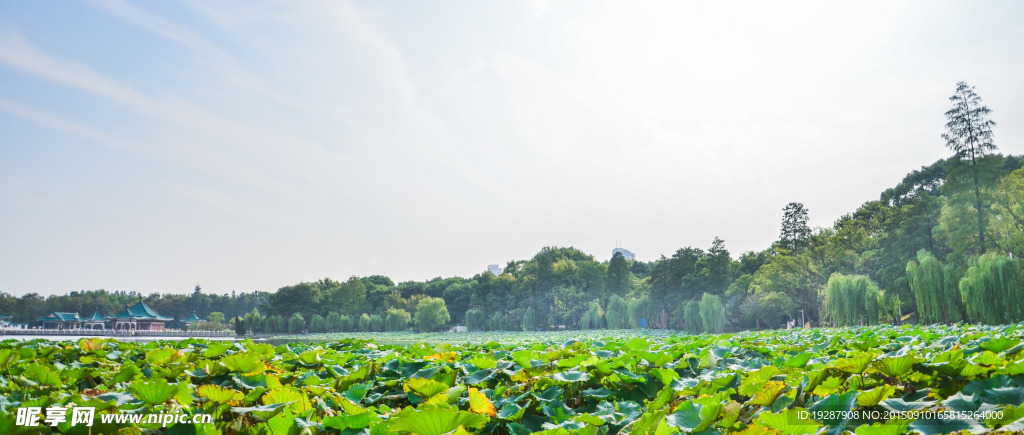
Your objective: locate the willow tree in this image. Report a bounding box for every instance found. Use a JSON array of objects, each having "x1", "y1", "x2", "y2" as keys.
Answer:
[
  {"x1": 385, "y1": 308, "x2": 410, "y2": 331},
  {"x1": 580, "y1": 300, "x2": 604, "y2": 329},
  {"x1": 627, "y1": 296, "x2": 651, "y2": 328},
  {"x1": 325, "y1": 312, "x2": 344, "y2": 332},
  {"x1": 287, "y1": 313, "x2": 305, "y2": 333},
  {"x1": 959, "y1": 253, "x2": 1024, "y2": 324},
  {"x1": 683, "y1": 300, "x2": 701, "y2": 333},
  {"x1": 699, "y1": 293, "x2": 725, "y2": 334},
  {"x1": 822, "y1": 273, "x2": 892, "y2": 326},
  {"x1": 906, "y1": 250, "x2": 965, "y2": 324},
  {"x1": 488, "y1": 312, "x2": 507, "y2": 330},
  {"x1": 309, "y1": 314, "x2": 326, "y2": 332},
  {"x1": 465, "y1": 309, "x2": 485, "y2": 331},
  {"x1": 605, "y1": 295, "x2": 629, "y2": 329},
  {"x1": 522, "y1": 307, "x2": 536, "y2": 331}
]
